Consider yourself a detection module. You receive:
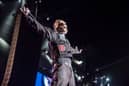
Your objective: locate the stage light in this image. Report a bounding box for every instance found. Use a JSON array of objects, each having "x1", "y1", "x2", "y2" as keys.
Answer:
[
  {"x1": 74, "y1": 72, "x2": 82, "y2": 81},
  {"x1": 82, "y1": 75, "x2": 84, "y2": 79},
  {"x1": 93, "y1": 75, "x2": 111, "y2": 86},
  {"x1": 46, "y1": 17, "x2": 50, "y2": 21},
  {"x1": 0, "y1": 37, "x2": 9, "y2": 57},
  {"x1": 0, "y1": 38, "x2": 9, "y2": 49},
  {"x1": 107, "y1": 83, "x2": 110, "y2": 86},
  {"x1": 106, "y1": 77, "x2": 110, "y2": 82},
  {"x1": 0, "y1": 38, "x2": 9, "y2": 51},
  {"x1": 73, "y1": 60, "x2": 83, "y2": 65},
  {"x1": 78, "y1": 76, "x2": 81, "y2": 81},
  {"x1": 0, "y1": 0, "x2": 2, "y2": 5}
]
